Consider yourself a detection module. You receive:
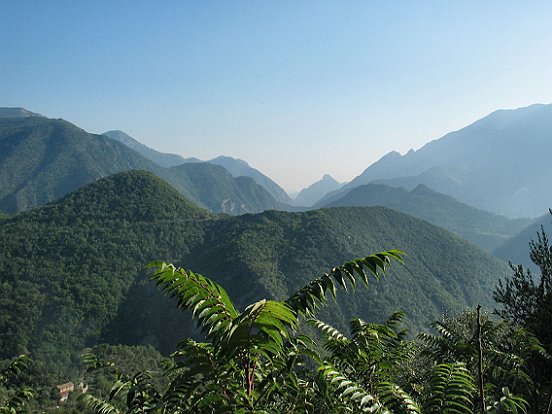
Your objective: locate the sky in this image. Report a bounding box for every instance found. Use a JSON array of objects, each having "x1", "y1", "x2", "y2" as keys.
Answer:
[{"x1": 2, "y1": 1, "x2": 552, "y2": 193}]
